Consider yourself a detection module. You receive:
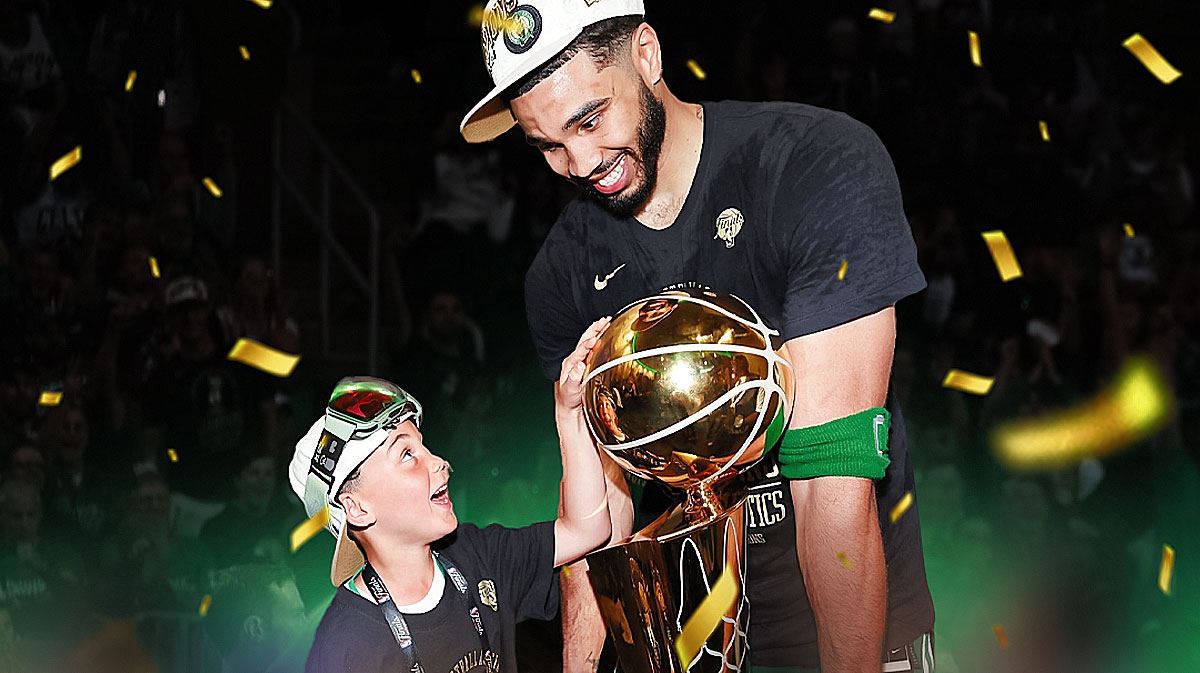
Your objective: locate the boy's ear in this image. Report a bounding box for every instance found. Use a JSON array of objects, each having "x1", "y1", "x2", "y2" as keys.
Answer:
[{"x1": 338, "y1": 490, "x2": 375, "y2": 528}]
